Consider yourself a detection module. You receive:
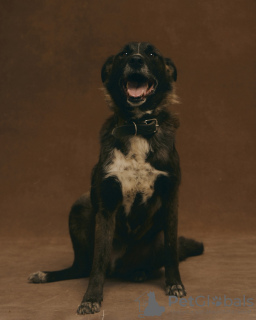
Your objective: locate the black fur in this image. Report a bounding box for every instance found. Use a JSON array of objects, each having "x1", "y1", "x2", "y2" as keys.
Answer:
[{"x1": 28, "y1": 42, "x2": 204, "y2": 315}]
